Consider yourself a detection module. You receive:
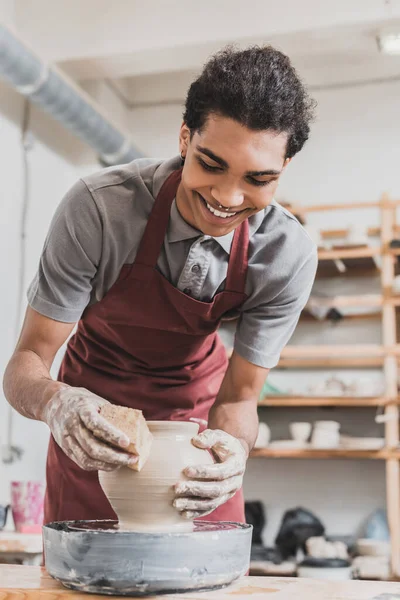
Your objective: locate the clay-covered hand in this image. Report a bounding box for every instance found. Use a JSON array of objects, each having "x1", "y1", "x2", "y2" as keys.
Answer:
[
  {"x1": 42, "y1": 386, "x2": 138, "y2": 471},
  {"x1": 173, "y1": 429, "x2": 247, "y2": 519}
]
